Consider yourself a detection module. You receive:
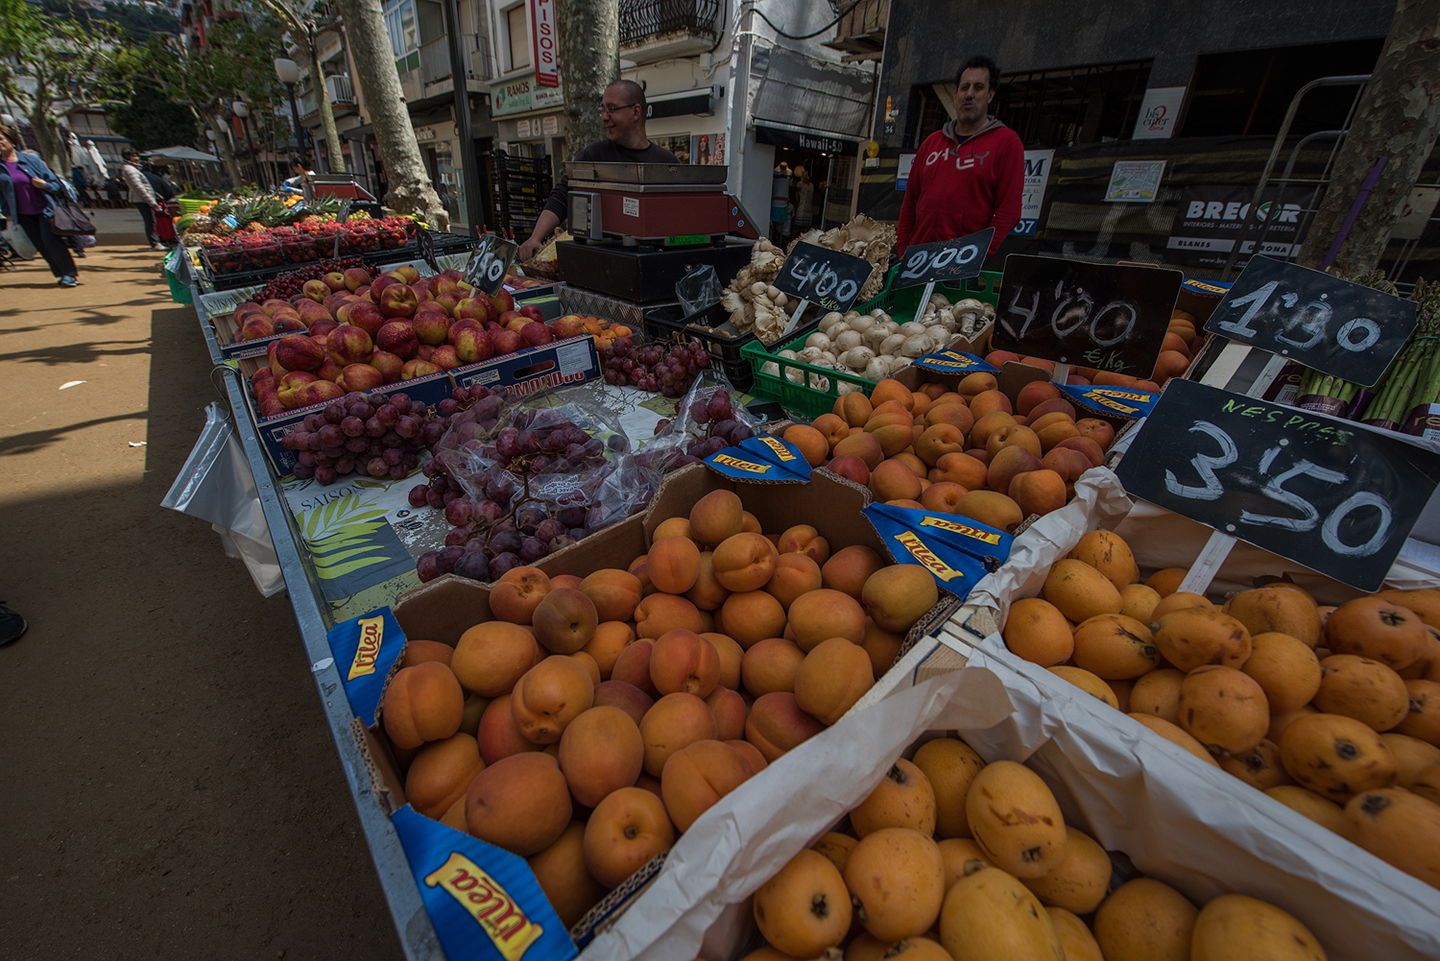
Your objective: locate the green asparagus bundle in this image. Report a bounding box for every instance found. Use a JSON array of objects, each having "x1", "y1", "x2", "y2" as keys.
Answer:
[{"x1": 1295, "y1": 369, "x2": 1360, "y2": 416}]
